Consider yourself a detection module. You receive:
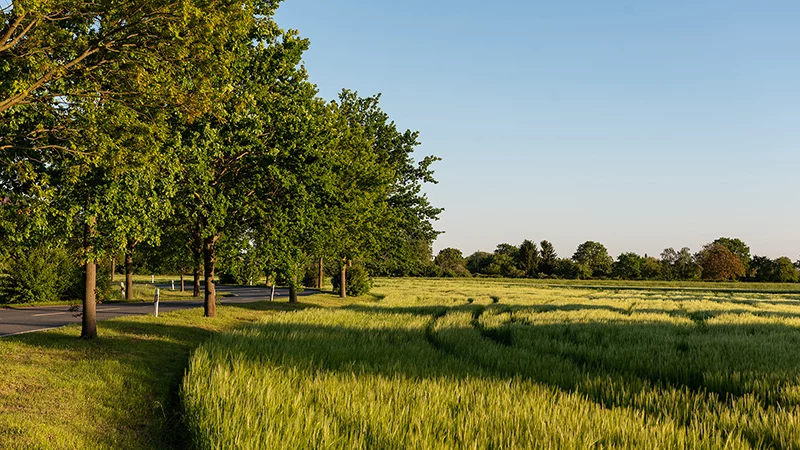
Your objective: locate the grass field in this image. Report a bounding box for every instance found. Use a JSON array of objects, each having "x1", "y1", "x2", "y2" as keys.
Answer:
[{"x1": 183, "y1": 278, "x2": 800, "y2": 449}]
